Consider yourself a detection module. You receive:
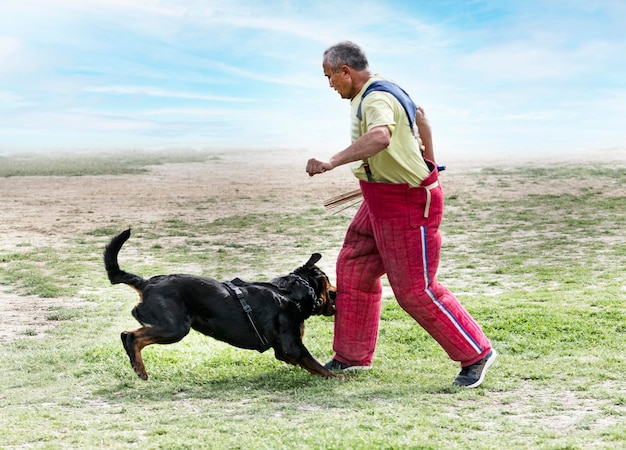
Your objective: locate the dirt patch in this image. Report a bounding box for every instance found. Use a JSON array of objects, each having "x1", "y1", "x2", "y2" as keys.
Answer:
[
  {"x1": 0, "y1": 286, "x2": 85, "y2": 341},
  {"x1": 1, "y1": 147, "x2": 624, "y2": 341},
  {"x1": 0, "y1": 149, "x2": 357, "y2": 341}
]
